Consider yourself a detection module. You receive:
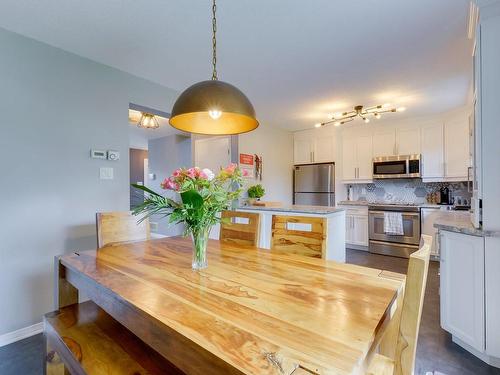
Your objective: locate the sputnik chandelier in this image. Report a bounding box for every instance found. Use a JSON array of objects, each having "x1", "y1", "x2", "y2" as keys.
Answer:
[{"x1": 315, "y1": 104, "x2": 406, "y2": 128}]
